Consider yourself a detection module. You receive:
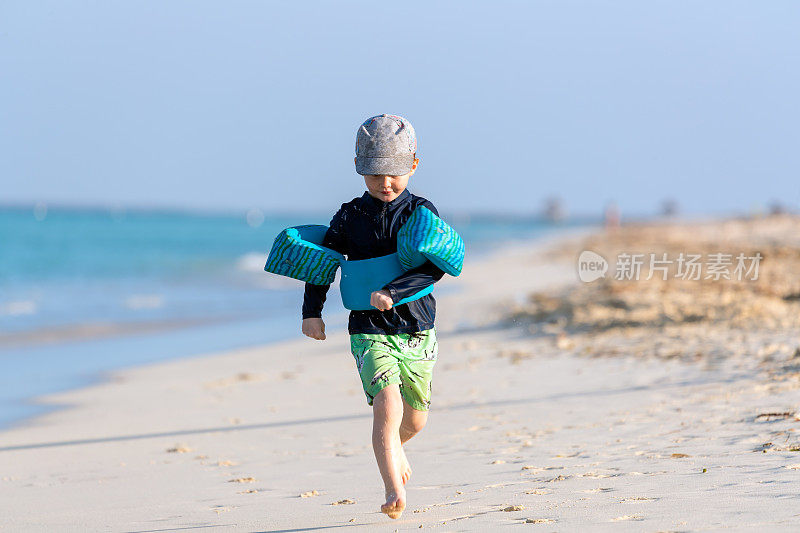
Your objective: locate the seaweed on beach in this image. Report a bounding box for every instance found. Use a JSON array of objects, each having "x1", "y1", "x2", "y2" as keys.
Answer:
[
  {"x1": 510, "y1": 214, "x2": 800, "y2": 333},
  {"x1": 504, "y1": 215, "x2": 800, "y2": 368}
]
